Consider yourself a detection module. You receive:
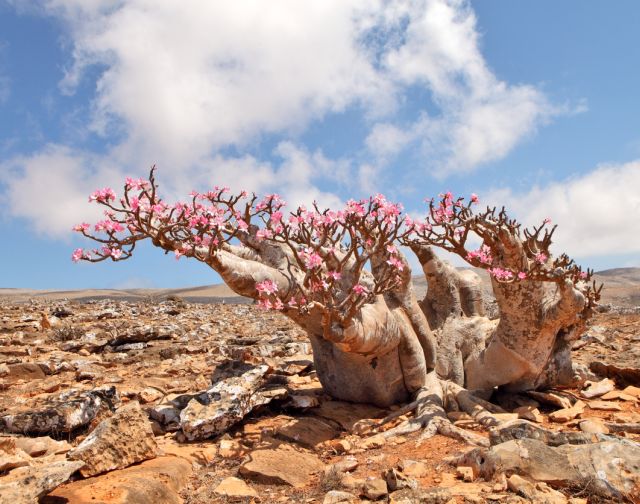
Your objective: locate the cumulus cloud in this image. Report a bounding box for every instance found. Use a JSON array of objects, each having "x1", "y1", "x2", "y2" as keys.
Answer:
[
  {"x1": 485, "y1": 161, "x2": 640, "y2": 258},
  {"x1": 0, "y1": 141, "x2": 349, "y2": 238},
  {"x1": 365, "y1": 1, "x2": 569, "y2": 176},
  {"x1": 1, "y1": 0, "x2": 570, "y2": 238}
]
